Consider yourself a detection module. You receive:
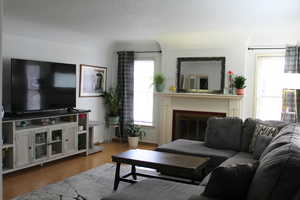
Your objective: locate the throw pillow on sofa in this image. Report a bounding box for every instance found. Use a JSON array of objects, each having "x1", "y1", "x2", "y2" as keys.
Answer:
[
  {"x1": 241, "y1": 118, "x2": 289, "y2": 152},
  {"x1": 249, "y1": 123, "x2": 279, "y2": 152},
  {"x1": 205, "y1": 117, "x2": 243, "y2": 151},
  {"x1": 203, "y1": 163, "x2": 258, "y2": 200},
  {"x1": 253, "y1": 135, "x2": 273, "y2": 160}
]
